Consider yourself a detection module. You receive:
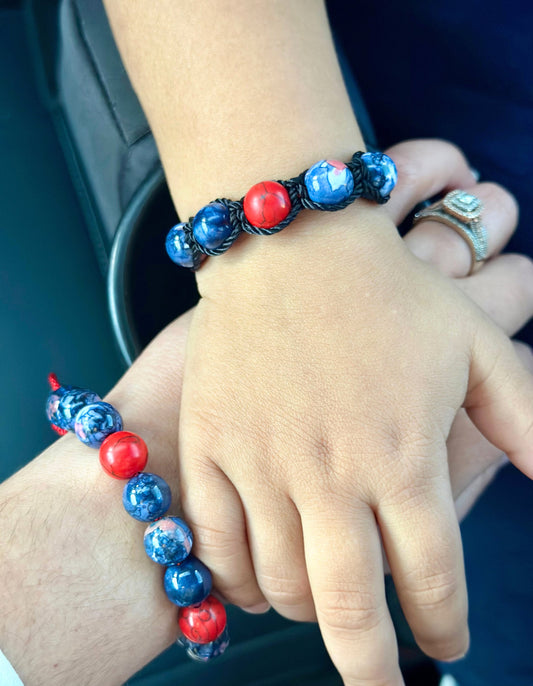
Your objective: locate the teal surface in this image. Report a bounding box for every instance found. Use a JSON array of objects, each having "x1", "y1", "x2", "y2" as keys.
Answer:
[
  {"x1": 129, "y1": 611, "x2": 341, "y2": 686},
  {"x1": 0, "y1": 7, "x2": 125, "y2": 481}
]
